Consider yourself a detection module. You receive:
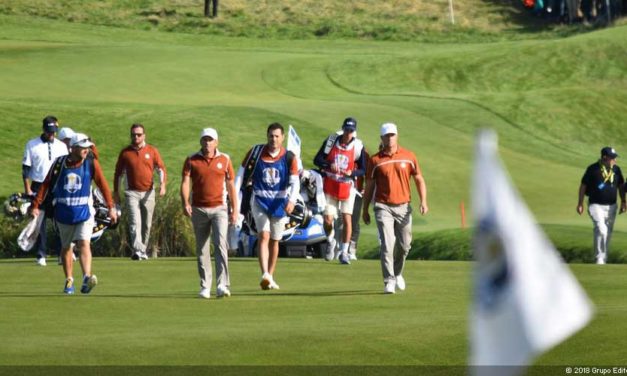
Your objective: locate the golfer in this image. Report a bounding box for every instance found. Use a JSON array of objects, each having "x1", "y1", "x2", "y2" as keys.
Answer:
[{"x1": 362, "y1": 123, "x2": 428, "y2": 294}]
